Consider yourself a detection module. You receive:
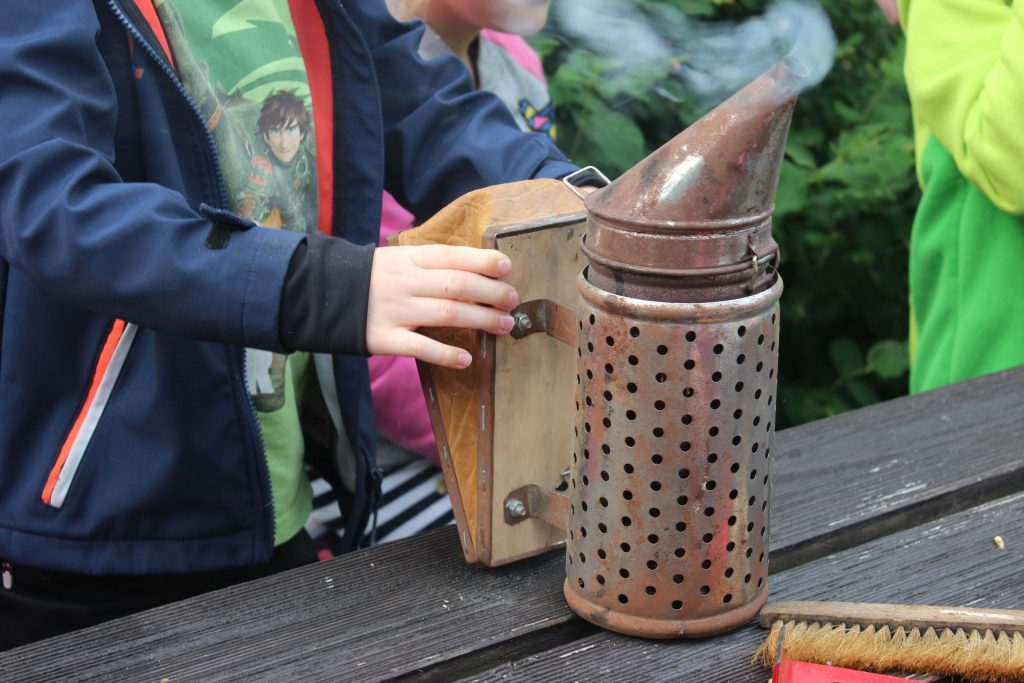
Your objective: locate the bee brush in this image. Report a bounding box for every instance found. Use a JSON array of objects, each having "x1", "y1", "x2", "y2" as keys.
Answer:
[{"x1": 752, "y1": 600, "x2": 1024, "y2": 683}]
